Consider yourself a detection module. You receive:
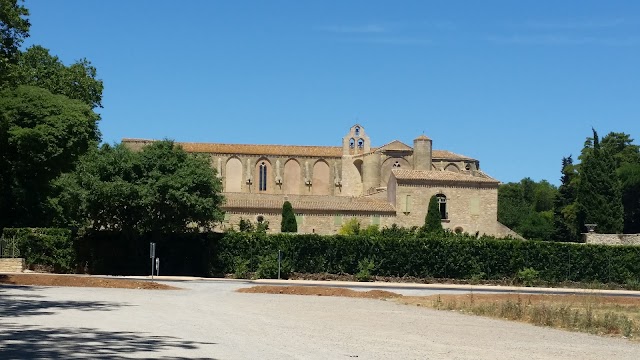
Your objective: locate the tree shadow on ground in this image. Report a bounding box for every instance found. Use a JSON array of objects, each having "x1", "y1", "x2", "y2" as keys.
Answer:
[
  {"x1": 0, "y1": 322, "x2": 218, "y2": 359},
  {"x1": 0, "y1": 285, "x2": 125, "y2": 317}
]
